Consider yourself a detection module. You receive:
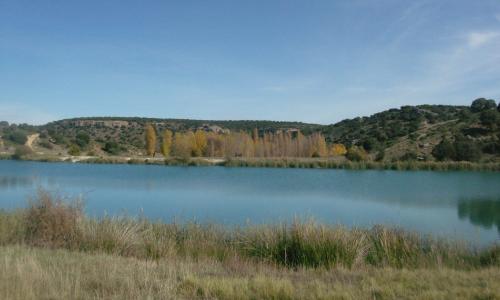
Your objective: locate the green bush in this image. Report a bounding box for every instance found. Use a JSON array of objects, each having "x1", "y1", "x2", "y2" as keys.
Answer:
[
  {"x1": 103, "y1": 141, "x2": 121, "y2": 155},
  {"x1": 432, "y1": 138, "x2": 481, "y2": 162},
  {"x1": 7, "y1": 131, "x2": 27, "y2": 144},
  {"x1": 480, "y1": 110, "x2": 499, "y2": 129},
  {"x1": 432, "y1": 139, "x2": 455, "y2": 161},
  {"x1": 68, "y1": 144, "x2": 81, "y2": 156},
  {"x1": 75, "y1": 132, "x2": 90, "y2": 148},
  {"x1": 454, "y1": 138, "x2": 481, "y2": 162}
]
